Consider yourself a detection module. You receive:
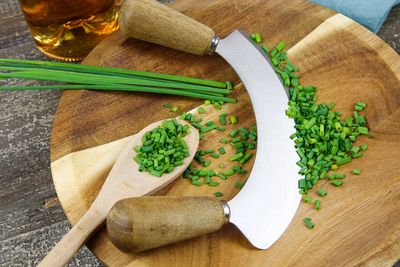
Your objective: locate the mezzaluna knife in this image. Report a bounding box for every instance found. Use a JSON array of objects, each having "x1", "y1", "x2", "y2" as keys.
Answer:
[{"x1": 107, "y1": 0, "x2": 301, "y2": 252}]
